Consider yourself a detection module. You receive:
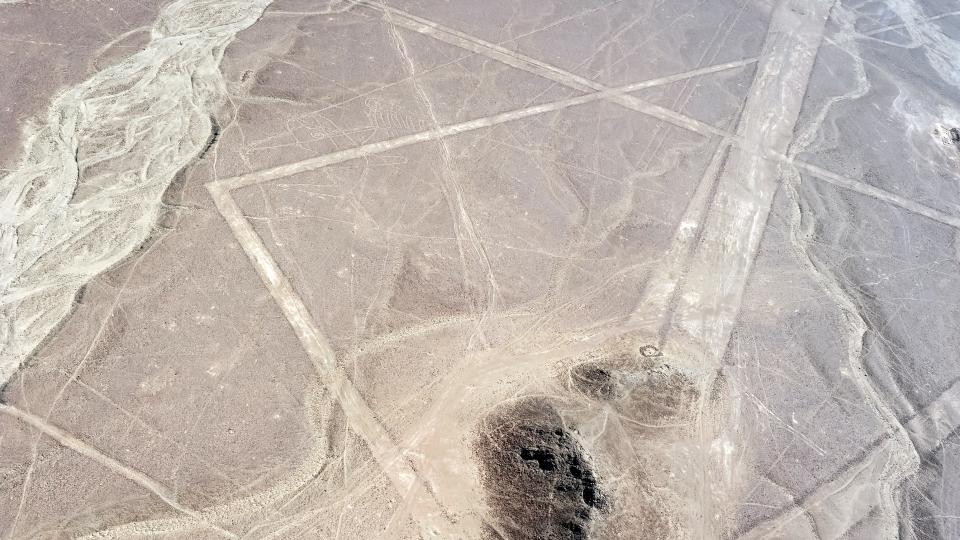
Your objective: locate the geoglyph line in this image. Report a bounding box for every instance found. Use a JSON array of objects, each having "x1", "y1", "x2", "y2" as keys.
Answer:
[
  {"x1": 354, "y1": 0, "x2": 726, "y2": 137},
  {"x1": 2, "y1": 0, "x2": 949, "y2": 537},
  {"x1": 841, "y1": 9, "x2": 960, "y2": 40},
  {"x1": 794, "y1": 160, "x2": 960, "y2": 228},
  {"x1": 739, "y1": 379, "x2": 960, "y2": 539},
  {"x1": 0, "y1": 404, "x2": 237, "y2": 539},
  {"x1": 204, "y1": 22, "x2": 760, "y2": 540},
  {"x1": 74, "y1": 388, "x2": 344, "y2": 539},
  {"x1": 740, "y1": 6, "x2": 921, "y2": 536},
  {"x1": 203, "y1": 47, "x2": 757, "y2": 540},
  {"x1": 364, "y1": 1, "x2": 960, "y2": 231},
  {"x1": 92, "y1": 11, "x2": 753, "y2": 540},
  {"x1": 628, "y1": 137, "x2": 734, "y2": 331},
  {"x1": 659, "y1": 0, "x2": 835, "y2": 359},
  {"x1": 738, "y1": 436, "x2": 901, "y2": 539},
  {"x1": 207, "y1": 6, "x2": 959, "y2": 531},
  {"x1": 206, "y1": 183, "x2": 458, "y2": 539},
  {"x1": 210, "y1": 2, "x2": 960, "y2": 233},
  {"x1": 906, "y1": 378, "x2": 960, "y2": 455},
  {"x1": 213, "y1": 58, "x2": 757, "y2": 192},
  {"x1": 0, "y1": 0, "x2": 278, "y2": 537},
  {"x1": 198, "y1": 2, "x2": 960, "y2": 538},
  {"x1": 640, "y1": 3, "x2": 835, "y2": 537}
]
